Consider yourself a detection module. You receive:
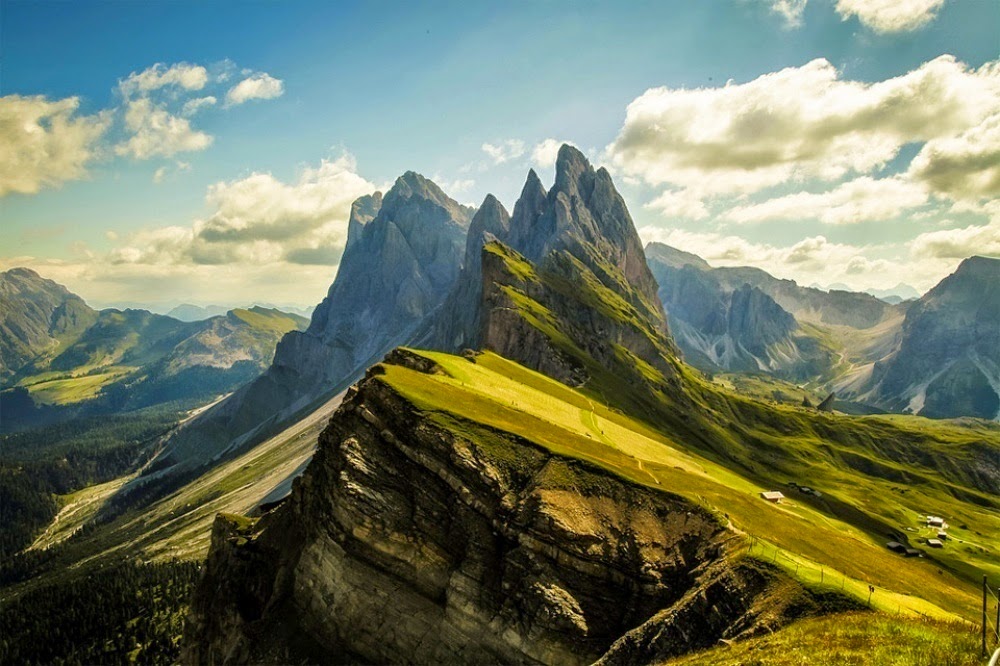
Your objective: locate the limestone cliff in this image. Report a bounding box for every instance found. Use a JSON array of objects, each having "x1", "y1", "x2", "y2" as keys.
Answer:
[{"x1": 184, "y1": 351, "x2": 840, "y2": 665}]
